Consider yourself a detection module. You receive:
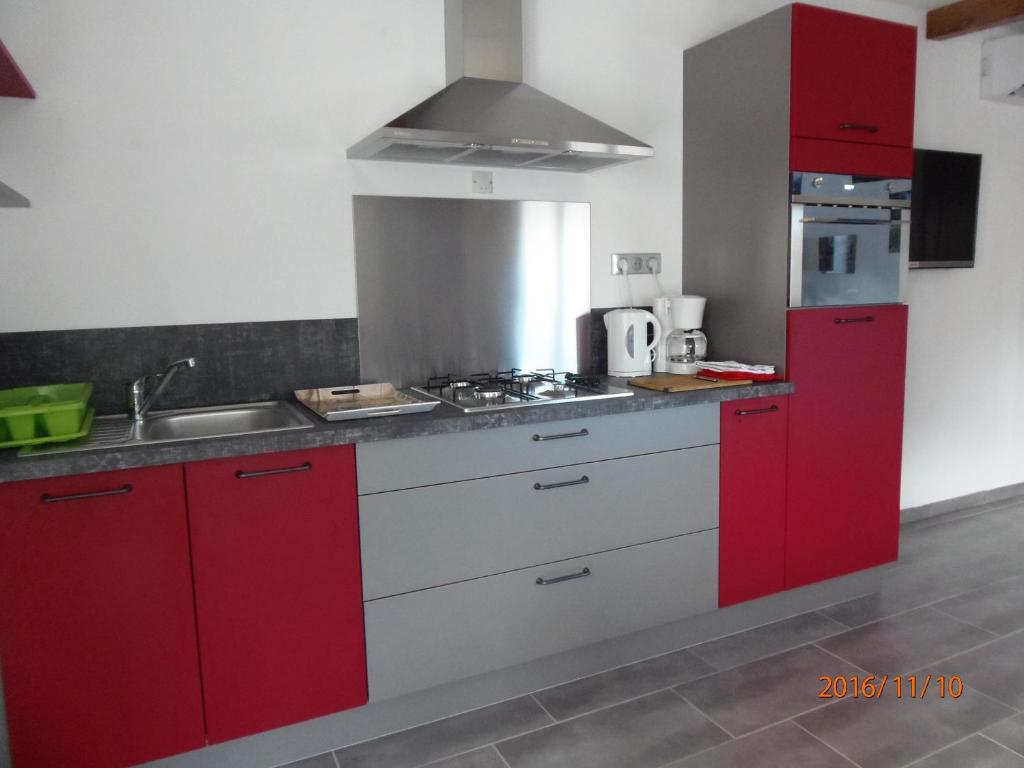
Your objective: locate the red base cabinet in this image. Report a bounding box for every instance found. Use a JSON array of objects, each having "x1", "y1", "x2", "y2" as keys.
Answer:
[
  {"x1": 785, "y1": 305, "x2": 908, "y2": 588},
  {"x1": 719, "y1": 396, "x2": 789, "y2": 607},
  {"x1": 0, "y1": 466, "x2": 205, "y2": 768},
  {"x1": 186, "y1": 445, "x2": 367, "y2": 743}
]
